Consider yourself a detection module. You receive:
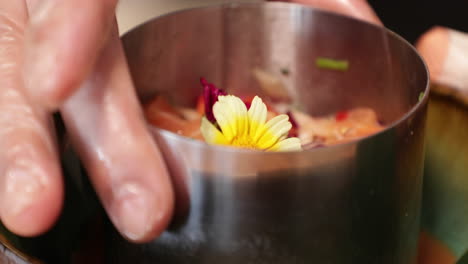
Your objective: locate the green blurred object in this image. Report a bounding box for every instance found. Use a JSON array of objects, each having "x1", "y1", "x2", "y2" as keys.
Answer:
[
  {"x1": 315, "y1": 57, "x2": 349, "y2": 71},
  {"x1": 422, "y1": 90, "x2": 468, "y2": 262}
]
